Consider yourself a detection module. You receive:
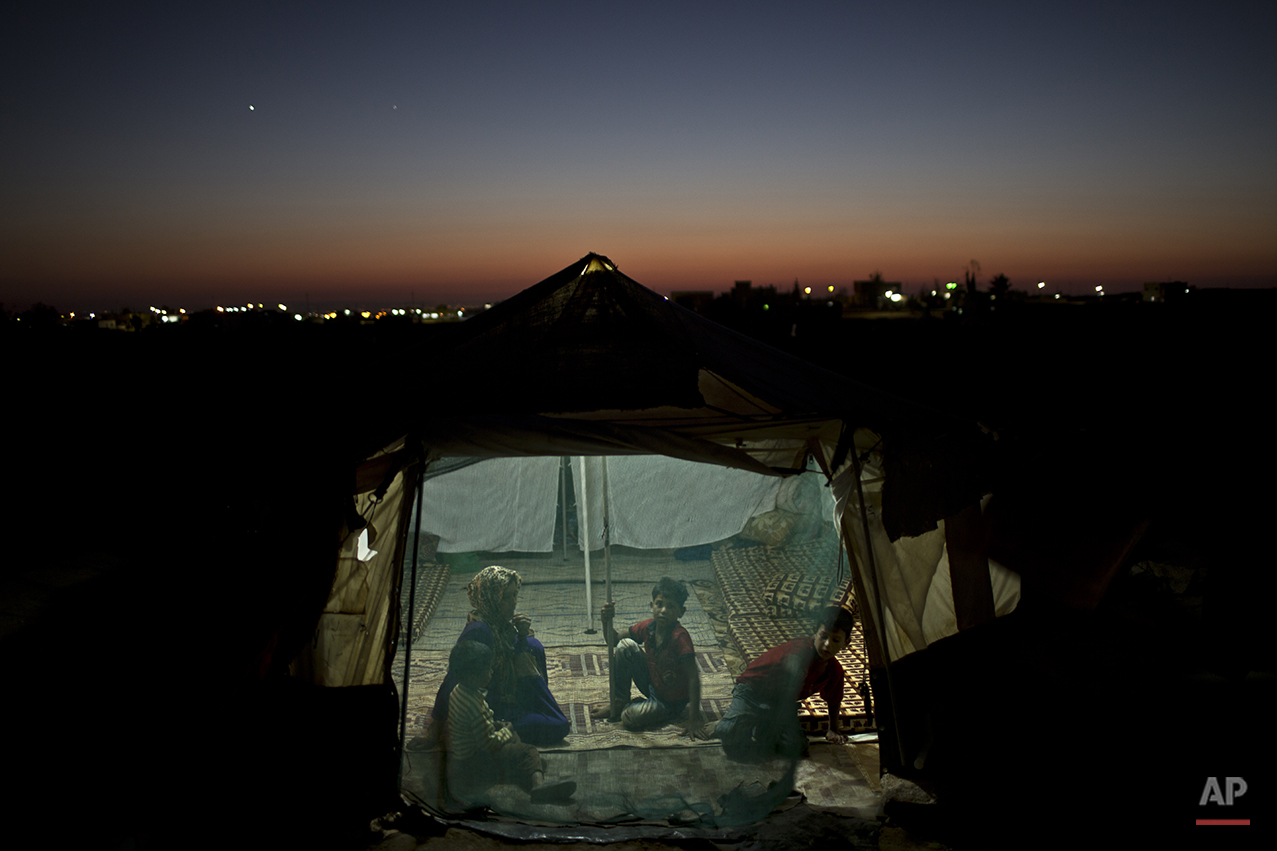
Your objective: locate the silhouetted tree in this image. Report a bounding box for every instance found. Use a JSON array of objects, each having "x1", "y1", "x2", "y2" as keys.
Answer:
[
  {"x1": 988, "y1": 274, "x2": 1010, "y2": 298},
  {"x1": 18, "y1": 302, "x2": 61, "y2": 329},
  {"x1": 964, "y1": 260, "x2": 981, "y2": 293}
]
